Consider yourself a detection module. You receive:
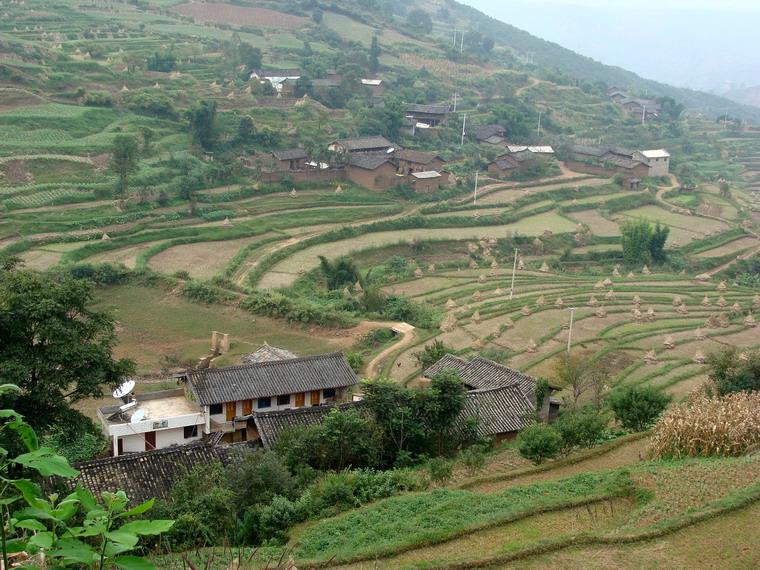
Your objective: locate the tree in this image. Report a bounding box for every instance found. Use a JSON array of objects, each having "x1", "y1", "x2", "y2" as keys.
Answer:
[
  {"x1": 110, "y1": 134, "x2": 140, "y2": 195},
  {"x1": 318, "y1": 255, "x2": 360, "y2": 290},
  {"x1": 139, "y1": 126, "x2": 154, "y2": 155},
  {"x1": 620, "y1": 219, "x2": 669, "y2": 265},
  {"x1": 413, "y1": 339, "x2": 452, "y2": 370},
  {"x1": 408, "y1": 9, "x2": 433, "y2": 33},
  {"x1": 187, "y1": 100, "x2": 217, "y2": 150},
  {"x1": 0, "y1": 265, "x2": 135, "y2": 433},
  {"x1": 517, "y1": 424, "x2": 563, "y2": 464},
  {"x1": 719, "y1": 179, "x2": 731, "y2": 199},
  {"x1": 146, "y1": 50, "x2": 176, "y2": 72},
  {"x1": 657, "y1": 96, "x2": 685, "y2": 122},
  {"x1": 237, "y1": 115, "x2": 256, "y2": 143},
  {"x1": 428, "y1": 369, "x2": 466, "y2": 454},
  {"x1": 608, "y1": 386, "x2": 671, "y2": 432},
  {"x1": 554, "y1": 352, "x2": 607, "y2": 409},
  {"x1": 707, "y1": 347, "x2": 760, "y2": 395},
  {"x1": 238, "y1": 42, "x2": 262, "y2": 70},
  {"x1": 369, "y1": 35, "x2": 380, "y2": 74},
  {"x1": 554, "y1": 407, "x2": 606, "y2": 450}
]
